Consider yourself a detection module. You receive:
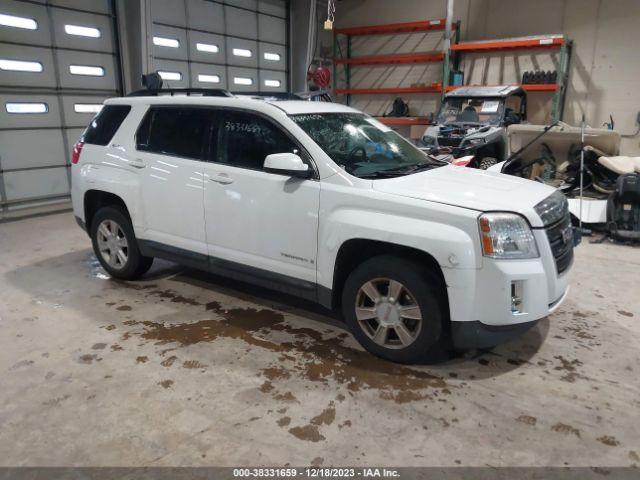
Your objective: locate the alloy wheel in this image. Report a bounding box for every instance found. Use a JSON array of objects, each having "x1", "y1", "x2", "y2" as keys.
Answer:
[
  {"x1": 354, "y1": 277, "x2": 423, "y2": 349},
  {"x1": 96, "y1": 219, "x2": 129, "y2": 270}
]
